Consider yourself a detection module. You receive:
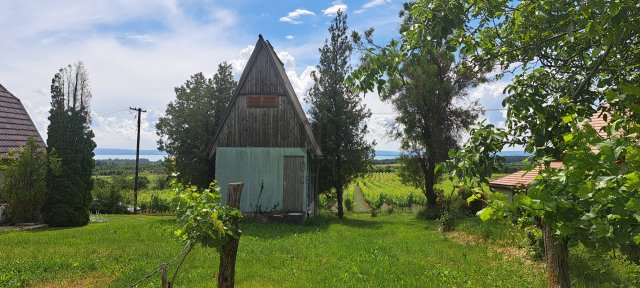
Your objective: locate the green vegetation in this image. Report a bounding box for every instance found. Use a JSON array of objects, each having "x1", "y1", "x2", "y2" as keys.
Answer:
[
  {"x1": 93, "y1": 159, "x2": 166, "y2": 177},
  {"x1": 348, "y1": 172, "x2": 501, "y2": 209},
  {"x1": 45, "y1": 62, "x2": 96, "y2": 227},
  {"x1": 0, "y1": 138, "x2": 50, "y2": 224},
  {"x1": 1, "y1": 213, "x2": 637, "y2": 287},
  {"x1": 156, "y1": 63, "x2": 236, "y2": 188},
  {"x1": 308, "y1": 10, "x2": 375, "y2": 219}
]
